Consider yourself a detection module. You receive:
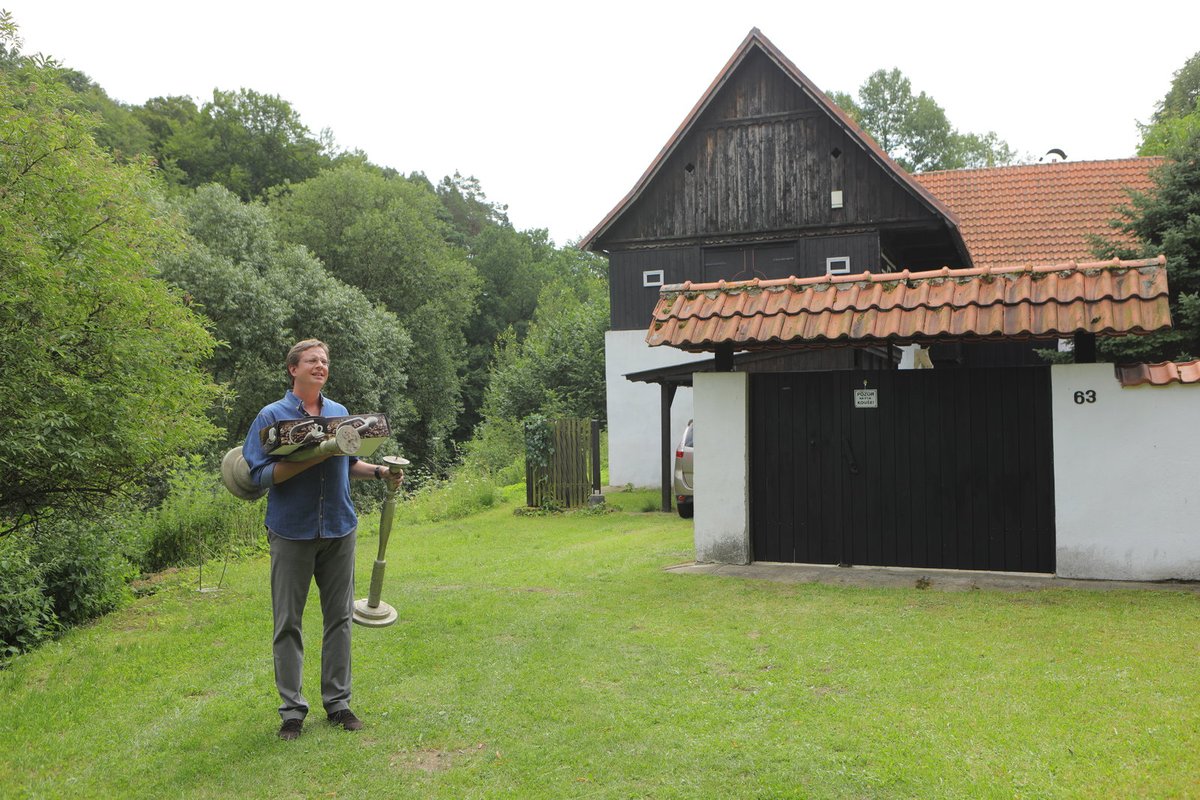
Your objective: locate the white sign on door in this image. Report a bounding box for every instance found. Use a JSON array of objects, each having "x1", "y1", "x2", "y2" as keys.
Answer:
[{"x1": 854, "y1": 389, "x2": 878, "y2": 409}]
